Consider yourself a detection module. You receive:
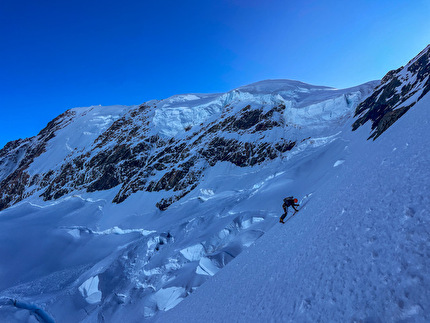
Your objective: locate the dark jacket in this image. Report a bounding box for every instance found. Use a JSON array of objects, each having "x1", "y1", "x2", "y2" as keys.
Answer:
[{"x1": 283, "y1": 197, "x2": 299, "y2": 212}]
